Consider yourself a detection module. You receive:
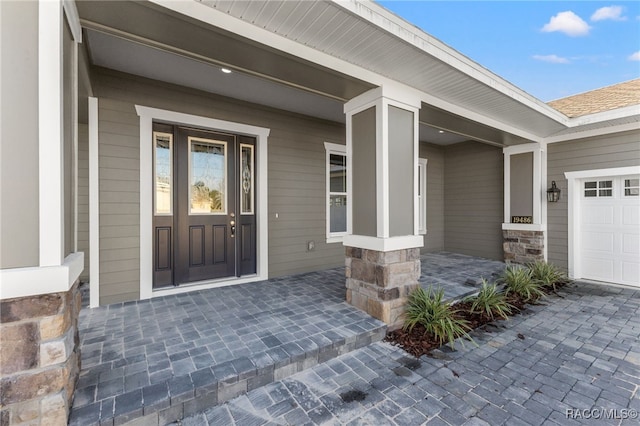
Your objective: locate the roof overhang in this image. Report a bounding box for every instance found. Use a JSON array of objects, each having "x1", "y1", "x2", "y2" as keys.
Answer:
[{"x1": 77, "y1": 0, "x2": 637, "y2": 147}]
